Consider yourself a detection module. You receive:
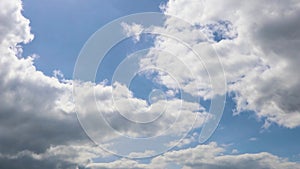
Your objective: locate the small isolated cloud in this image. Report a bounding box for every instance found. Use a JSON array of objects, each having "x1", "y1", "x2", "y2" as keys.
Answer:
[
  {"x1": 121, "y1": 22, "x2": 144, "y2": 42},
  {"x1": 249, "y1": 137, "x2": 258, "y2": 141},
  {"x1": 53, "y1": 69, "x2": 64, "y2": 79}
]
